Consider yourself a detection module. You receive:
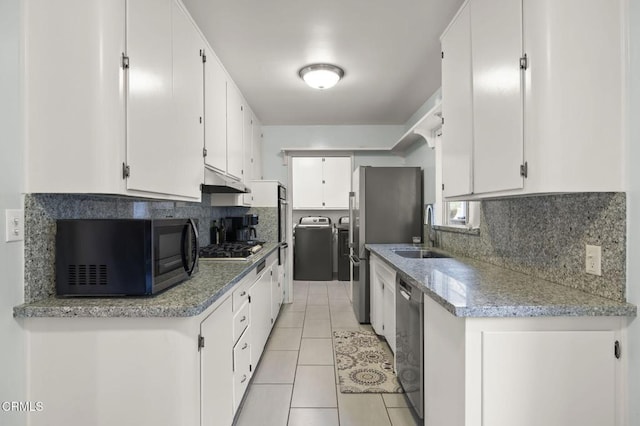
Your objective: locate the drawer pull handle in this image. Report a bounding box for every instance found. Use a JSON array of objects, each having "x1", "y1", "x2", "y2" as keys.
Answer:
[
  {"x1": 240, "y1": 374, "x2": 247, "y2": 383},
  {"x1": 240, "y1": 315, "x2": 247, "y2": 322},
  {"x1": 240, "y1": 291, "x2": 246, "y2": 297},
  {"x1": 242, "y1": 342, "x2": 248, "y2": 350}
]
